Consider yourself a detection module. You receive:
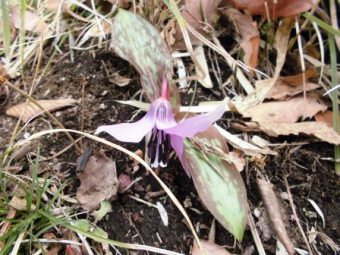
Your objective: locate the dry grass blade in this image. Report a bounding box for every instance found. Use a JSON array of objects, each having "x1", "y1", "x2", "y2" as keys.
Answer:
[
  {"x1": 15, "y1": 128, "x2": 203, "y2": 255},
  {"x1": 257, "y1": 178, "x2": 295, "y2": 255}
]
